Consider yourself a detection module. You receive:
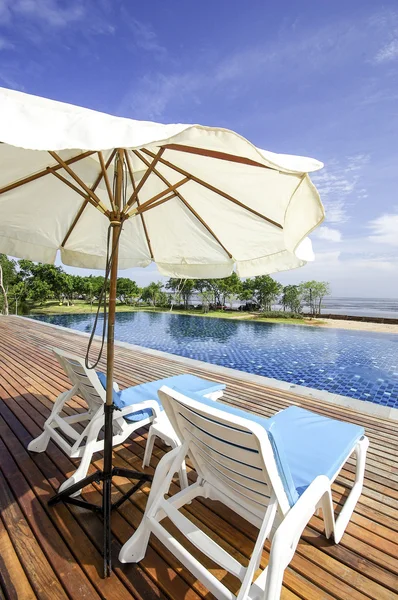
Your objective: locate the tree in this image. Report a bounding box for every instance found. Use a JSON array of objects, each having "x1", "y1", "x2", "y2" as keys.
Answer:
[
  {"x1": 59, "y1": 273, "x2": 74, "y2": 306},
  {"x1": 0, "y1": 255, "x2": 19, "y2": 315},
  {"x1": 18, "y1": 261, "x2": 64, "y2": 303},
  {"x1": 300, "y1": 281, "x2": 331, "y2": 316},
  {"x1": 71, "y1": 275, "x2": 88, "y2": 299},
  {"x1": 18, "y1": 259, "x2": 35, "y2": 281},
  {"x1": 281, "y1": 285, "x2": 302, "y2": 313},
  {"x1": 217, "y1": 273, "x2": 242, "y2": 309},
  {"x1": 27, "y1": 279, "x2": 52, "y2": 305},
  {"x1": 141, "y1": 282, "x2": 164, "y2": 307},
  {"x1": 156, "y1": 291, "x2": 169, "y2": 307},
  {"x1": 241, "y1": 275, "x2": 282, "y2": 311},
  {"x1": 198, "y1": 289, "x2": 213, "y2": 313},
  {"x1": 195, "y1": 279, "x2": 225, "y2": 307},
  {"x1": 8, "y1": 281, "x2": 27, "y2": 315},
  {"x1": 116, "y1": 278, "x2": 141, "y2": 304},
  {"x1": 166, "y1": 278, "x2": 196, "y2": 310},
  {"x1": 0, "y1": 262, "x2": 8, "y2": 315}
]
